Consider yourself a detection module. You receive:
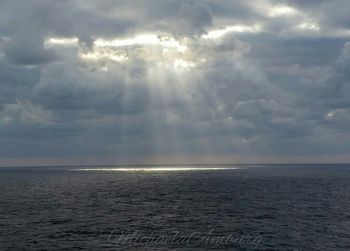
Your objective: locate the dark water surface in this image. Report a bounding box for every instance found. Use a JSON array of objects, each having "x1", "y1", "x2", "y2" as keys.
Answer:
[{"x1": 0, "y1": 164, "x2": 350, "y2": 250}]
